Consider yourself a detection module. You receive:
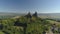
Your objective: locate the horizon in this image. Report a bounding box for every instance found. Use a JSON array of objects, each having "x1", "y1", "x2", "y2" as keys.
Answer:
[{"x1": 0, "y1": 12, "x2": 60, "y2": 14}]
